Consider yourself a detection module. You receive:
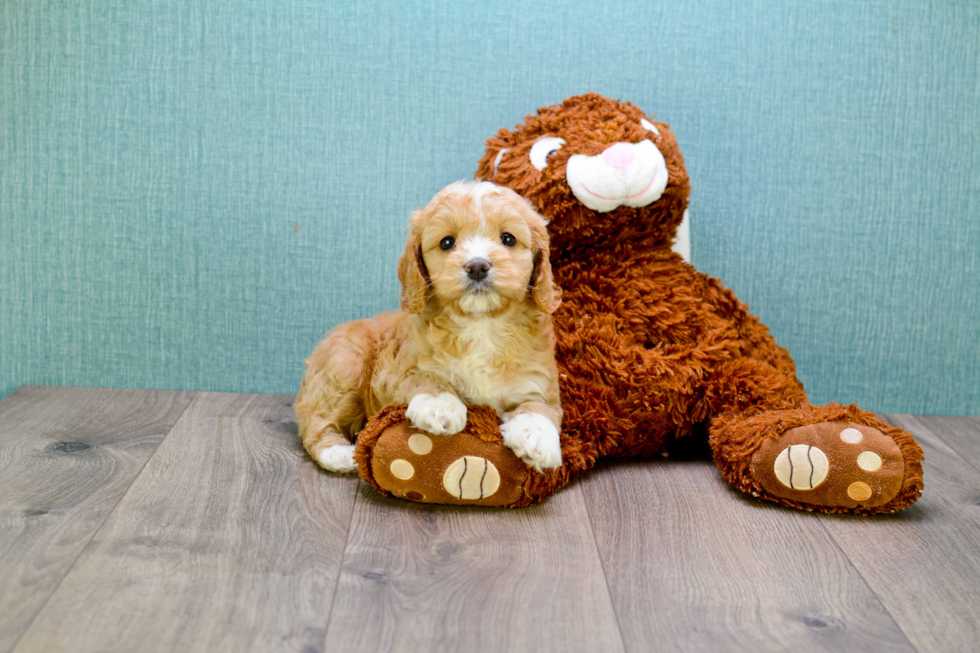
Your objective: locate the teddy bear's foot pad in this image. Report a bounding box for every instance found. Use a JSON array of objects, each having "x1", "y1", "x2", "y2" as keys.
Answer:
[
  {"x1": 749, "y1": 422, "x2": 905, "y2": 509},
  {"x1": 369, "y1": 421, "x2": 528, "y2": 506}
]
